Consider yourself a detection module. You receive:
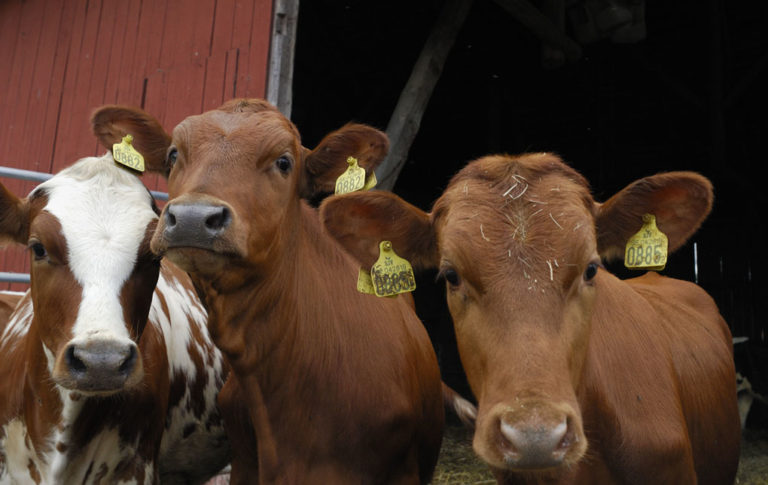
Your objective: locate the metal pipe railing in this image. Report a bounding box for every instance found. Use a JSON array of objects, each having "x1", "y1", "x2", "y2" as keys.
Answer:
[
  {"x1": 0, "y1": 272, "x2": 30, "y2": 284},
  {"x1": 0, "y1": 166, "x2": 169, "y2": 201},
  {"x1": 1, "y1": 166, "x2": 169, "y2": 284}
]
